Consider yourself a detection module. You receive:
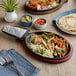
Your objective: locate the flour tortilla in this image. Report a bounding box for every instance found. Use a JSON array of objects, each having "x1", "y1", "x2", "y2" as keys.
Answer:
[{"x1": 58, "y1": 13, "x2": 76, "y2": 34}]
